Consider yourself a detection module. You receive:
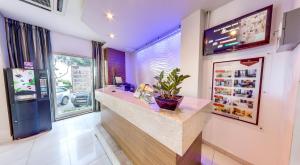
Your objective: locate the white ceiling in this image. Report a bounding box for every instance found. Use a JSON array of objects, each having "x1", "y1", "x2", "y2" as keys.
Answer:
[{"x1": 0, "y1": 0, "x2": 233, "y2": 52}]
